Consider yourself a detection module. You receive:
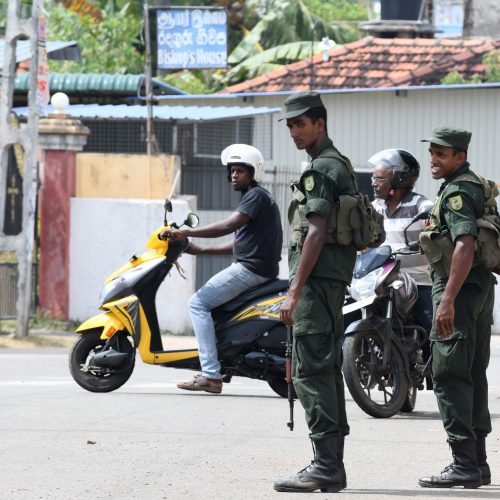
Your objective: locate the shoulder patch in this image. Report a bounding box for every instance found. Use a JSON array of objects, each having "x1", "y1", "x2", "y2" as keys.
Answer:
[
  {"x1": 449, "y1": 195, "x2": 463, "y2": 211},
  {"x1": 304, "y1": 175, "x2": 315, "y2": 192}
]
